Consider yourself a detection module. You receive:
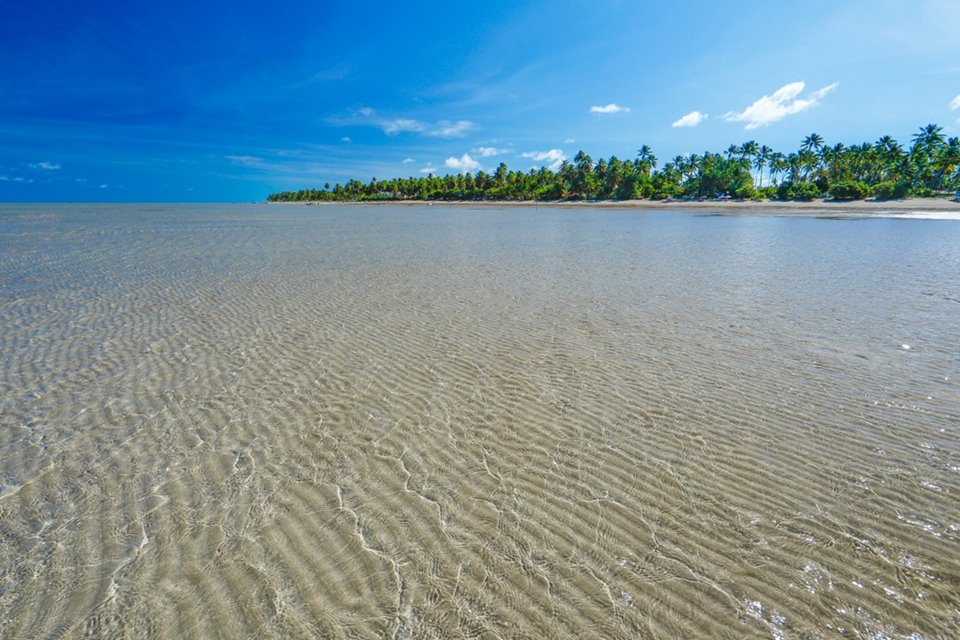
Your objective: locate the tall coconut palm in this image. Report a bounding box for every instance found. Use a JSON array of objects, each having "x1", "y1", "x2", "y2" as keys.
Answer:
[
  {"x1": 754, "y1": 146, "x2": 771, "y2": 188},
  {"x1": 931, "y1": 136, "x2": 960, "y2": 190},
  {"x1": 797, "y1": 149, "x2": 818, "y2": 182},
  {"x1": 636, "y1": 145, "x2": 657, "y2": 176},
  {"x1": 669, "y1": 155, "x2": 687, "y2": 186},
  {"x1": 912, "y1": 124, "x2": 946, "y2": 154},
  {"x1": 801, "y1": 133, "x2": 825, "y2": 154},
  {"x1": 875, "y1": 136, "x2": 903, "y2": 182},
  {"x1": 911, "y1": 125, "x2": 946, "y2": 188},
  {"x1": 767, "y1": 152, "x2": 786, "y2": 185},
  {"x1": 801, "y1": 133, "x2": 825, "y2": 178},
  {"x1": 738, "y1": 141, "x2": 759, "y2": 179}
]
